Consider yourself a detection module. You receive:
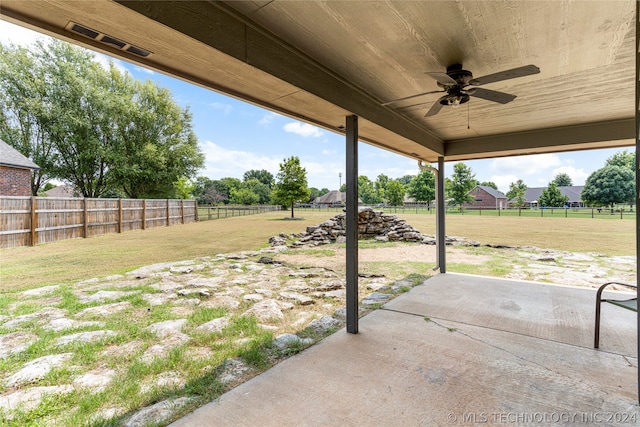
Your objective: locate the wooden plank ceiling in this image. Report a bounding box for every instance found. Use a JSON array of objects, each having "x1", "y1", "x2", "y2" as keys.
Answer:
[{"x1": 1, "y1": 0, "x2": 635, "y2": 163}]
